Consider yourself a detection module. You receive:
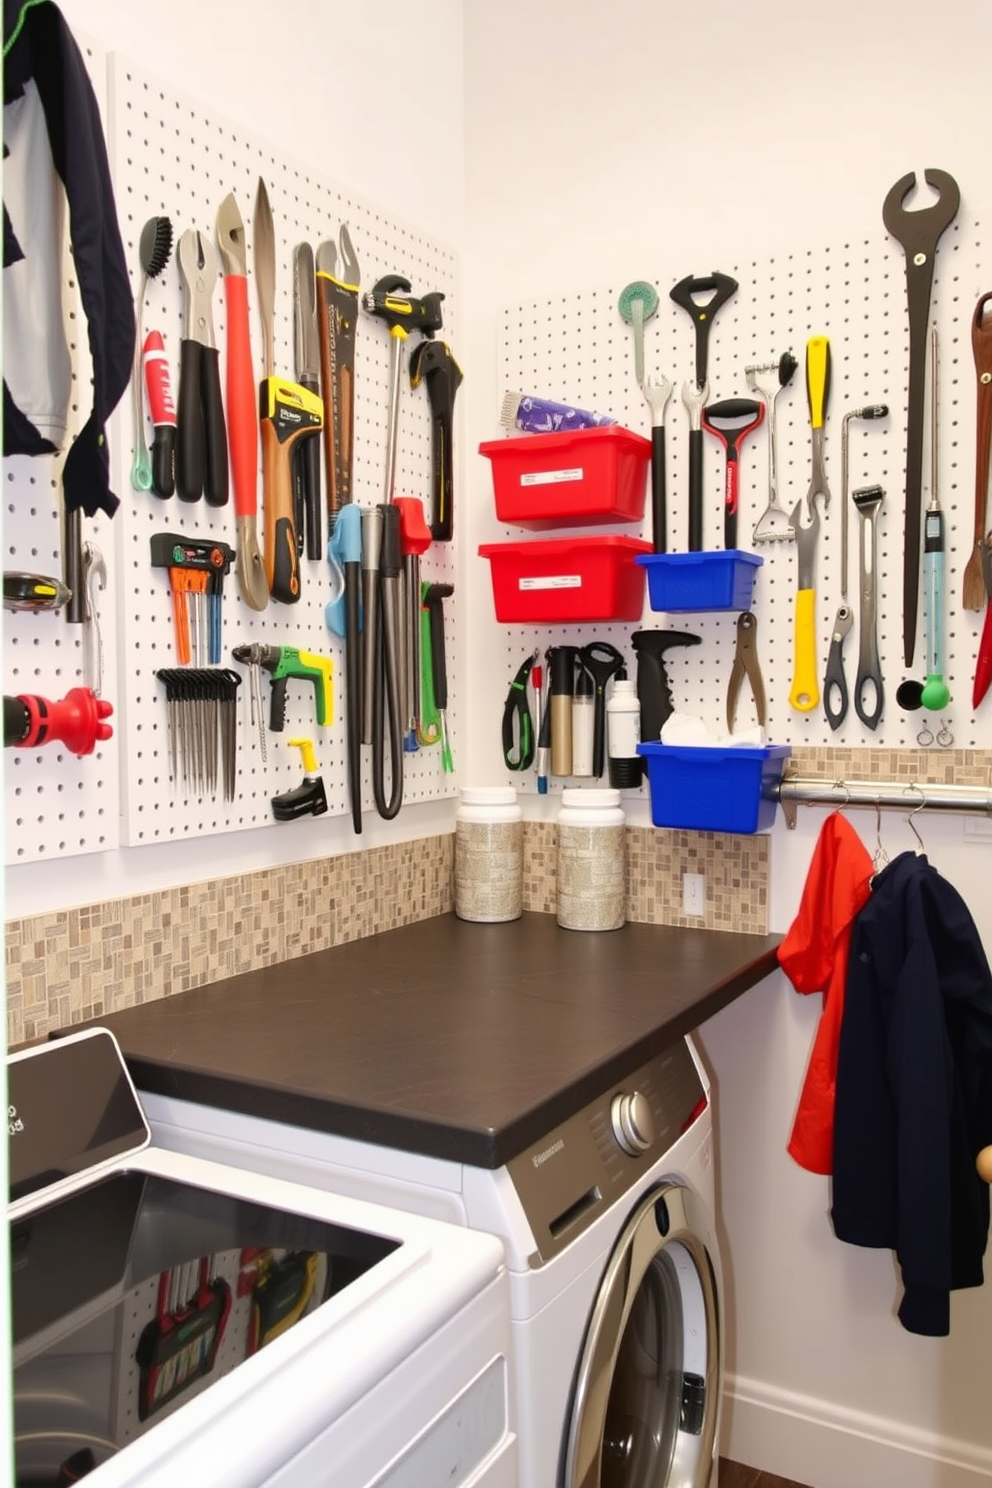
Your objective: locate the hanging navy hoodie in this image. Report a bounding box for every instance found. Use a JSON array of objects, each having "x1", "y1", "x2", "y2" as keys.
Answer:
[{"x1": 832, "y1": 851, "x2": 992, "y2": 1336}]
